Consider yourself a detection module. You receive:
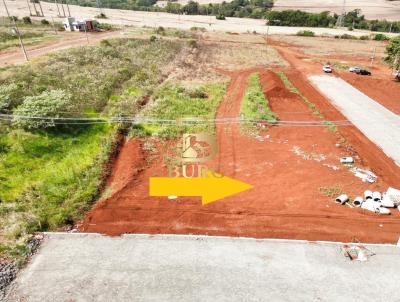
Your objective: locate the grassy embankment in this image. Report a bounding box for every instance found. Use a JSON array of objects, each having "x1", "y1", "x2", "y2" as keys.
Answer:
[
  {"x1": 0, "y1": 37, "x2": 182, "y2": 261},
  {"x1": 240, "y1": 72, "x2": 277, "y2": 135}
]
